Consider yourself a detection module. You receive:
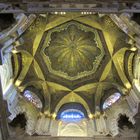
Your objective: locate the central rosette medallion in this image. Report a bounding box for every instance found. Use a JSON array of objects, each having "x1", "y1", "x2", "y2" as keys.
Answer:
[{"x1": 42, "y1": 21, "x2": 105, "y2": 80}]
